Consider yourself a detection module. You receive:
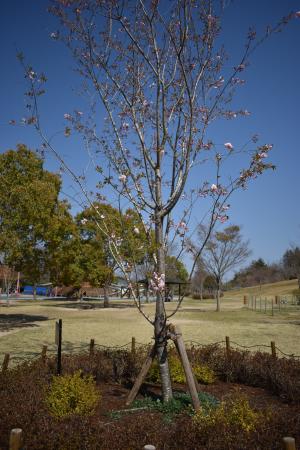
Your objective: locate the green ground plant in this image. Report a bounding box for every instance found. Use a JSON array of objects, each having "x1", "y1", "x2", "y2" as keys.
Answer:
[{"x1": 132, "y1": 391, "x2": 219, "y2": 422}]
